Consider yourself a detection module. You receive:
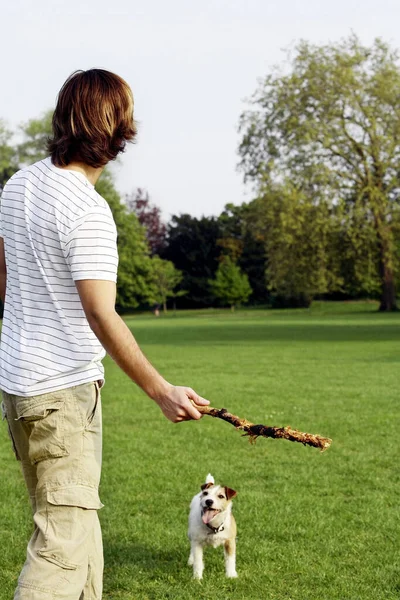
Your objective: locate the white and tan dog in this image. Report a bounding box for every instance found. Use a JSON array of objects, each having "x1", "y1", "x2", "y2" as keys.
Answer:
[{"x1": 188, "y1": 473, "x2": 237, "y2": 579}]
